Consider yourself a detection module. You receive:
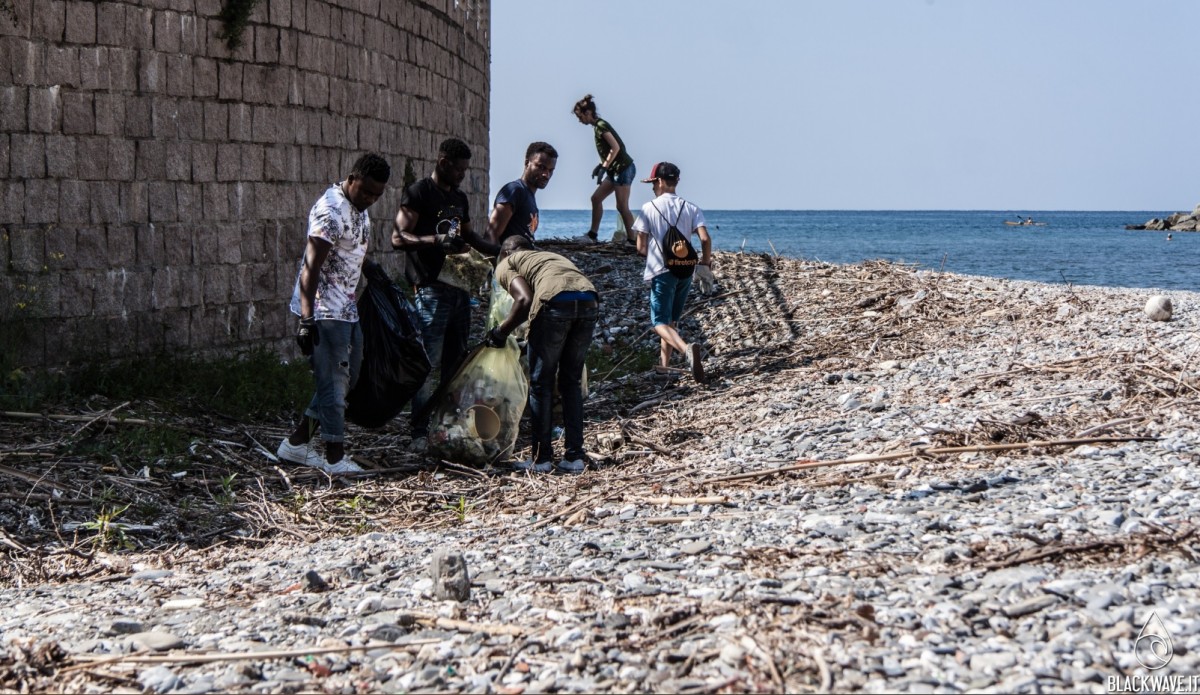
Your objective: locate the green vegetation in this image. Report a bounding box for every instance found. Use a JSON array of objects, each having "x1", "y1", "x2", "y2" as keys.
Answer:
[
  {"x1": 443, "y1": 495, "x2": 476, "y2": 523},
  {"x1": 0, "y1": 349, "x2": 312, "y2": 420},
  {"x1": 587, "y1": 343, "x2": 659, "y2": 382},
  {"x1": 79, "y1": 504, "x2": 134, "y2": 551},
  {"x1": 217, "y1": 0, "x2": 260, "y2": 51}
]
